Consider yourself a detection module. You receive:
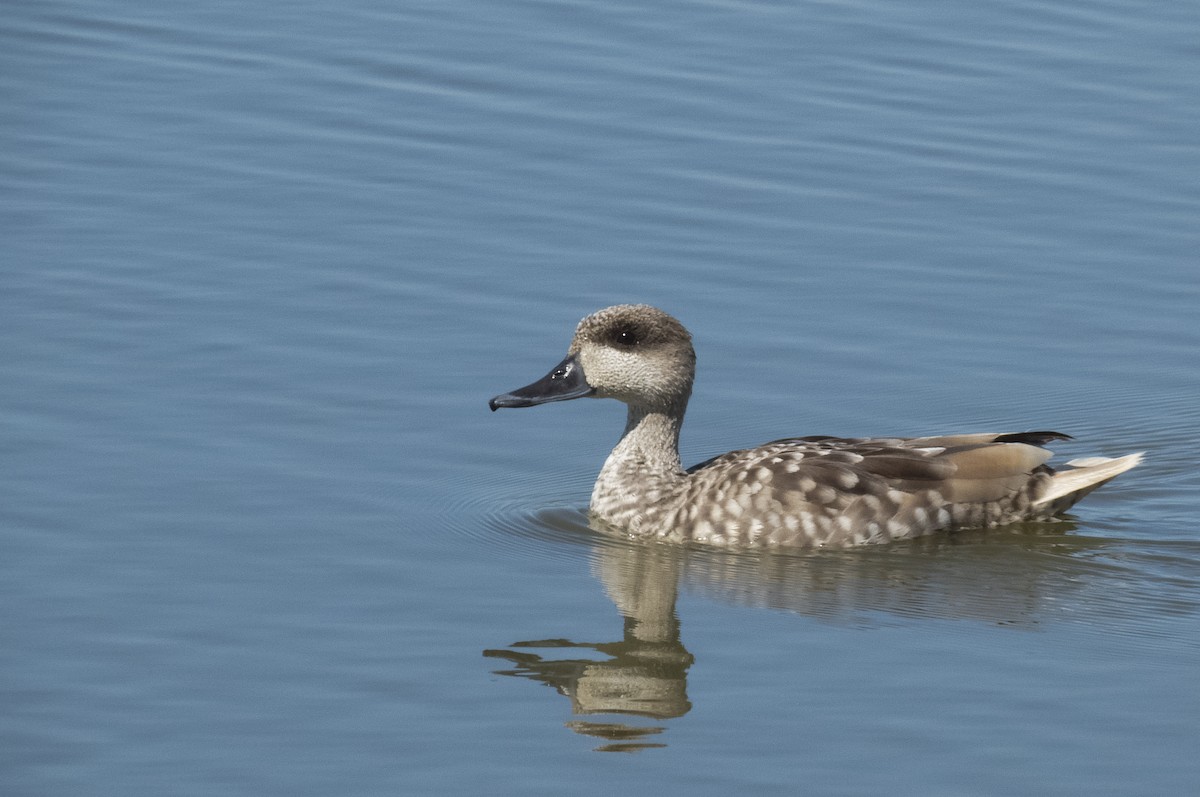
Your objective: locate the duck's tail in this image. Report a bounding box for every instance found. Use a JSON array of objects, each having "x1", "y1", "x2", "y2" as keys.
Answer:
[{"x1": 1034, "y1": 452, "x2": 1144, "y2": 516}]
